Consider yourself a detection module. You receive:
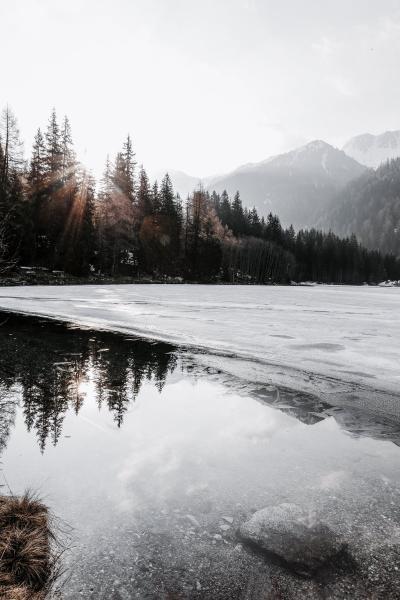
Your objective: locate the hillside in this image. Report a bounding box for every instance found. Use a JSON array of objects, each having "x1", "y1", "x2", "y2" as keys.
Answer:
[
  {"x1": 324, "y1": 158, "x2": 400, "y2": 257},
  {"x1": 207, "y1": 141, "x2": 366, "y2": 229}
]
